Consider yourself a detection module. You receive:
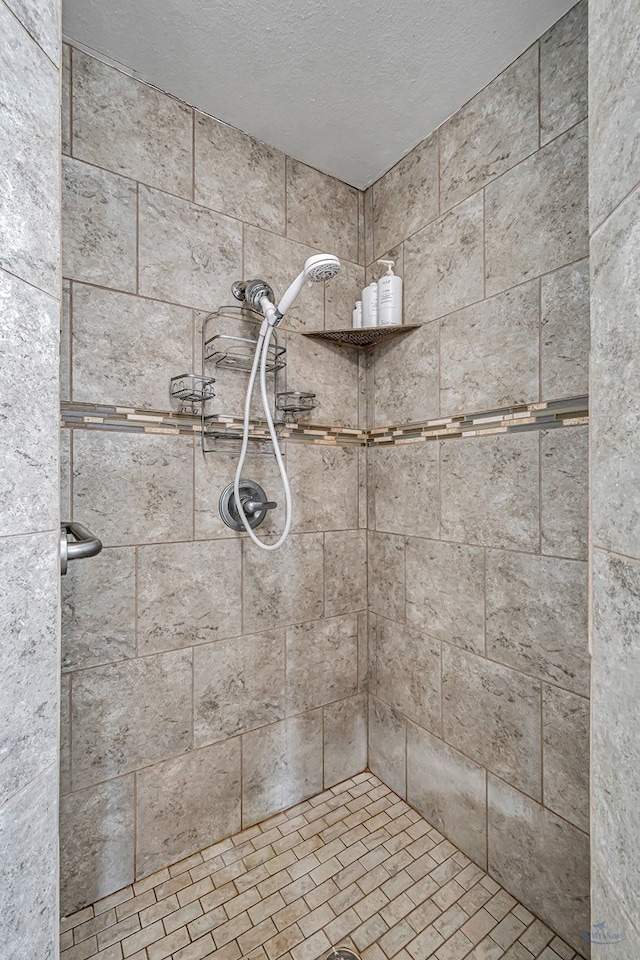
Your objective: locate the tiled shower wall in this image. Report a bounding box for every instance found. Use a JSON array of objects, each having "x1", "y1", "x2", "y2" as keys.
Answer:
[
  {"x1": 0, "y1": 0, "x2": 61, "y2": 954},
  {"x1": 365, "y1": 3, "x2": 590, "y2": 954},
  {"x1": 59, "y1": 46, "x2": 368, "y2": 915},
  {"x1": 590, "y1": 0, "x2": 640, "y2": 953}
]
